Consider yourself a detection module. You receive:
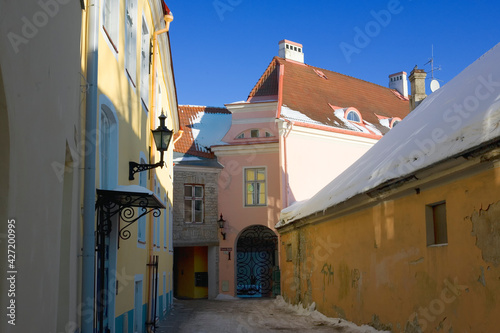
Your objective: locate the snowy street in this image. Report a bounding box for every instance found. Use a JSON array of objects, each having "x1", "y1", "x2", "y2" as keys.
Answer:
[{"x1": 157, "y1": 296, "x2": 388, "y2": 333}]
